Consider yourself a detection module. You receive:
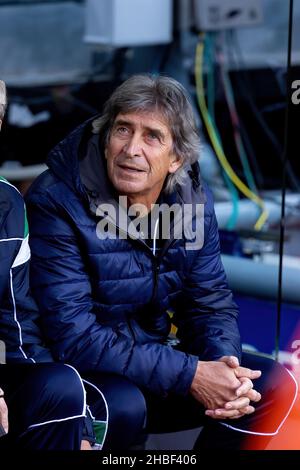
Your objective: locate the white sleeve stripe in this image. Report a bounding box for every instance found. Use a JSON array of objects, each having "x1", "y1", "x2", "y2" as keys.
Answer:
[
  {"x1": 0, "y1": 178, "x2": 21, "y2": 193},
  {"x1": 9, "y1": 269, "x2": 35, "y2": 363},
  {"x1": 12, "y1": 235, "x2": 31, "y2": 269}
]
